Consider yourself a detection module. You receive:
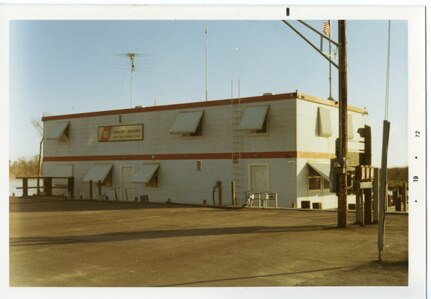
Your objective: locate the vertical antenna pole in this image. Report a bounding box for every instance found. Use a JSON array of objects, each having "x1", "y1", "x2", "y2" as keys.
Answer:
[
  {"x1": 231, "y1": 80, "x2": 233, "y2": 98},
  {"x1": 205, "y1": 22, "x2": 208, "y2": 101},
  {"x1": 128, "y1": 52, "x2": 136, "y2": 108},
  {"x1": 378, "y1": 20, "x2": 392, "y2": 261},
  {"x1": 384, "y1": 20, "x2": 391, "y2": 121},
  {"x1": 130, "y1": 68, "x2": 134, "y2": 108}
]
